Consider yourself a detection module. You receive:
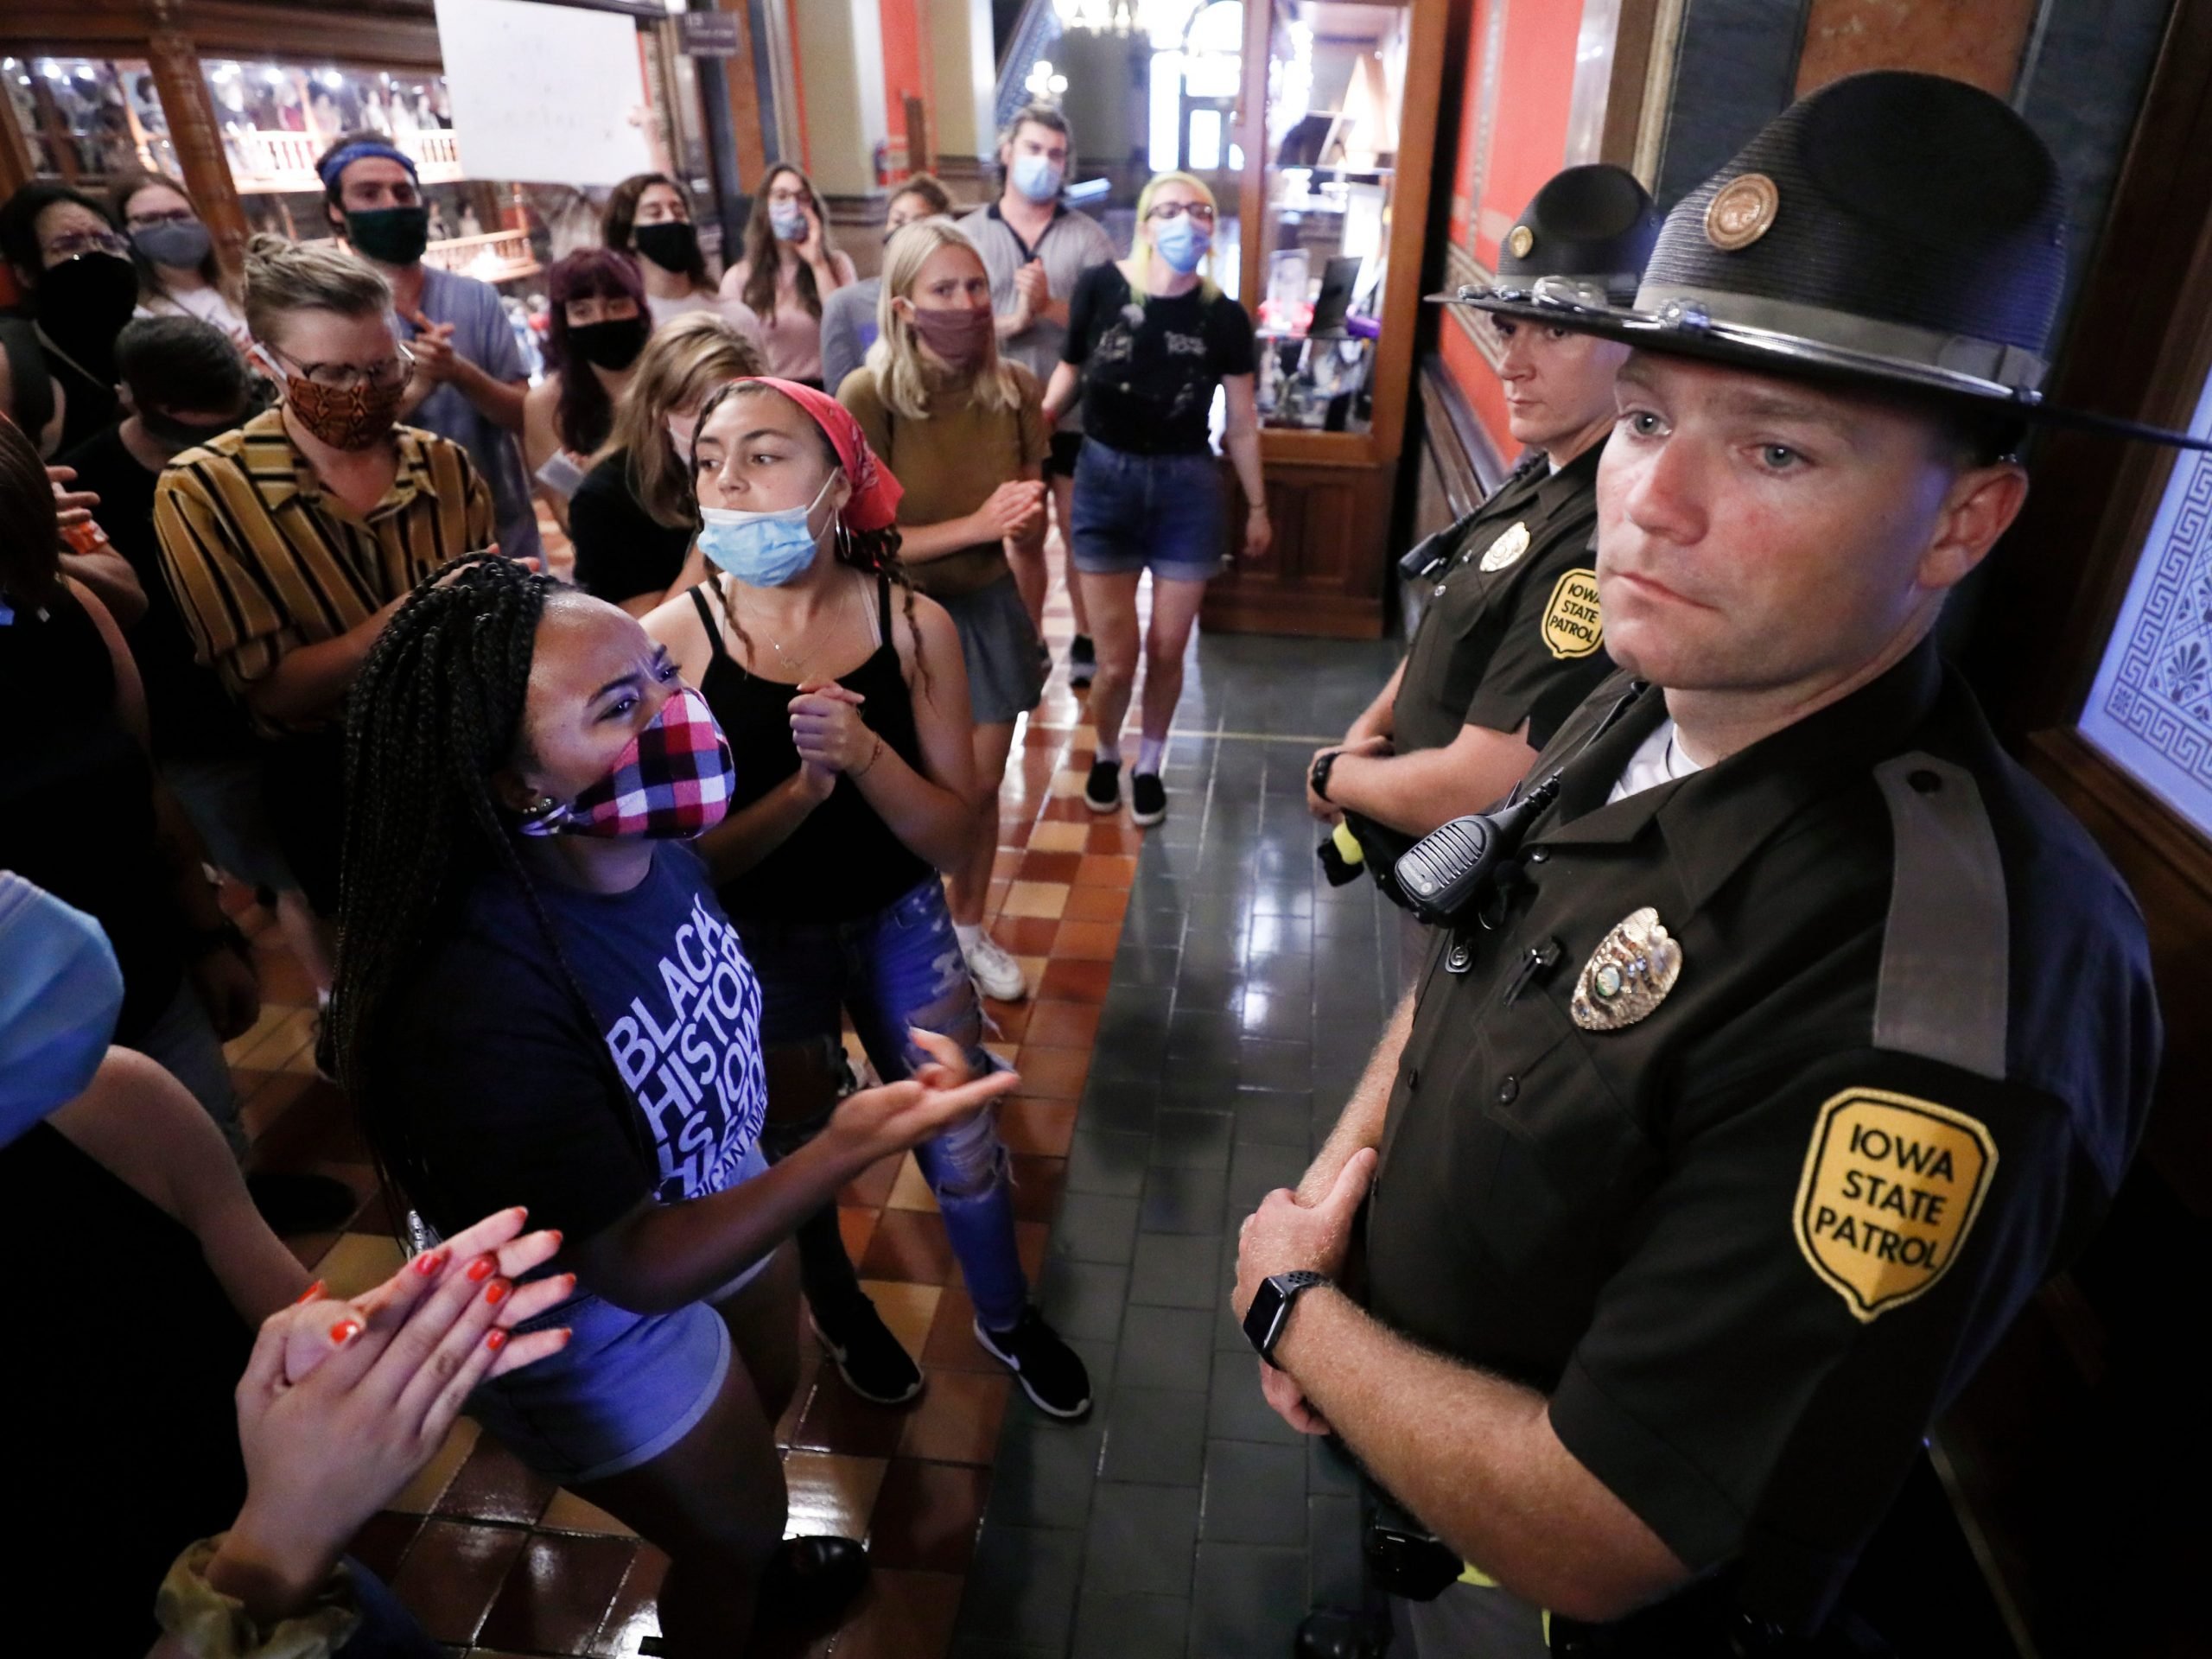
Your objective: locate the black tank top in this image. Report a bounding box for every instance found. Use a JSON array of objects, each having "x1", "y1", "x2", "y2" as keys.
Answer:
[
  {"x1": 690, "y1": 573, "x2": 933, "y2": 921},
  {"x1": 0, "y1": 587, "x2": 179, "y2": 1042}
]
